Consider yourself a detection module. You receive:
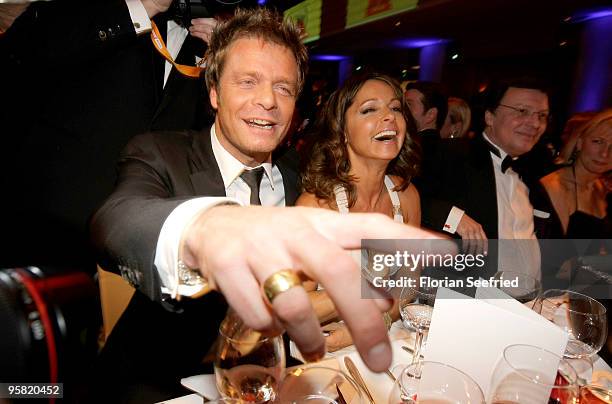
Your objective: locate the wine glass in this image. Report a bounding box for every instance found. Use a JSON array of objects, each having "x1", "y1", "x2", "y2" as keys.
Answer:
[
  {"x1": 399, "y1": 285, "x2": 437, "y2": 364},
  {"x1": 580, "y1": 384, "x2": 612, "y2": 403},
  {"x1": 489, "y1": 344, "x2": 580, "y2": 404},
  {"x1": 388, "y1": 361, "x2": 485, "y2": 404},
  {"x1": 214, "y1": 310, "x2": 285, "y2": 403},
  {"x1": 533, "y1": 289, "x2": 608, "y2": 359},
  {"x1": 492, "y1": 270, "x2": 541, "y2": 303},
  {"x1": 278, "y1": 366, "x2": 367, "y2": 403}
]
